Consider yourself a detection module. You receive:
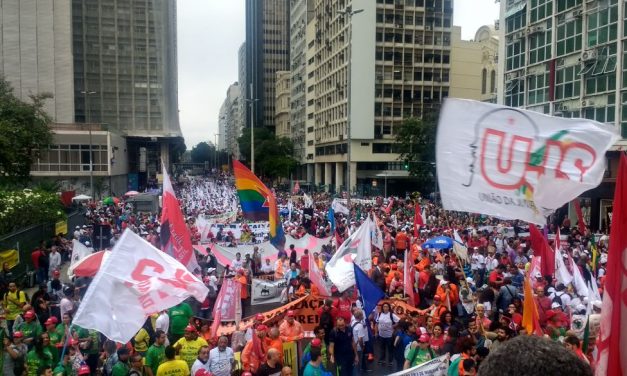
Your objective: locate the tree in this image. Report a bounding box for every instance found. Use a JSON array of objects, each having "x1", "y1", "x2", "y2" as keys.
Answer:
[
  {"x1": 0, "y1": 77, "x2": 53, "y2": 185},
  {"x1": 237, "y1": 128, "x2": 298, "y2": 180},
  {"x1": 395, "y1": 112, "x2": 438, "y2": 192},
  {"x1": 190, "y1": 142, "x2": 214, "y2": 163},
  {"x1": 237, "y1": 127, "x2": 274, "y2": 163}
]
